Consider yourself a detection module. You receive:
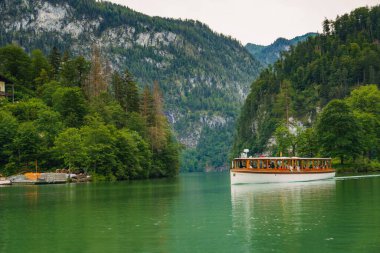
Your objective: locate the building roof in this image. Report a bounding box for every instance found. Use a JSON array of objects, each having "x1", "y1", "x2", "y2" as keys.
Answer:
[{"x1": 0, "y1": 74, "x2": 13, "y2": 83}]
